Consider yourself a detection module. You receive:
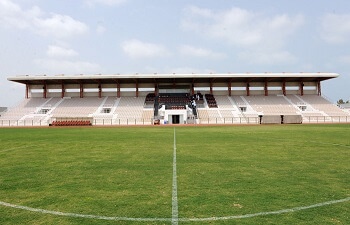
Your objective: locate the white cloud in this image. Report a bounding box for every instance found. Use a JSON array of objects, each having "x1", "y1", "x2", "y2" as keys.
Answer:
[
  {"x1": 33, "y1": 14, "x2": 89, "y2": 39},
  {"x1": 321, "y1": 13, "x2": 350, "y2": 44},
  {"x1": 34, "y1": 59, "x2": 101, "y2": 74},
  {"x1": 182, "y1": 6, "x2": 304, "y2": 49},
  {"x1": 0, "y1": 0, "x2": 89, "y2": 39},
  {"x1": 47, "y1": 45, "x2": 79, "y2": 58},
  {"x1": 85, "y1": 0, "x2": 127, "y2": 7},
  {"x1": 238, "y1": 50, "x2": 297, "y2": 65},
  {"x1": 0, "y1": 0, "x2": 20, "y2": 14},
  {"x1": 179, "y1": 45, "x2": 225, "y2": 59},
  {"x1": 181, "y1": 6, "x2": 303, "y2": 66},
  {"x1": 121, "y1": 39, "x2": 170, "y2": 58},
  {"x1": 96, "y1": 24, "x2": 106, "y2": 34},
  {"x1": 0, "y1": 0, "x2": 34, "y2": 29}
]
